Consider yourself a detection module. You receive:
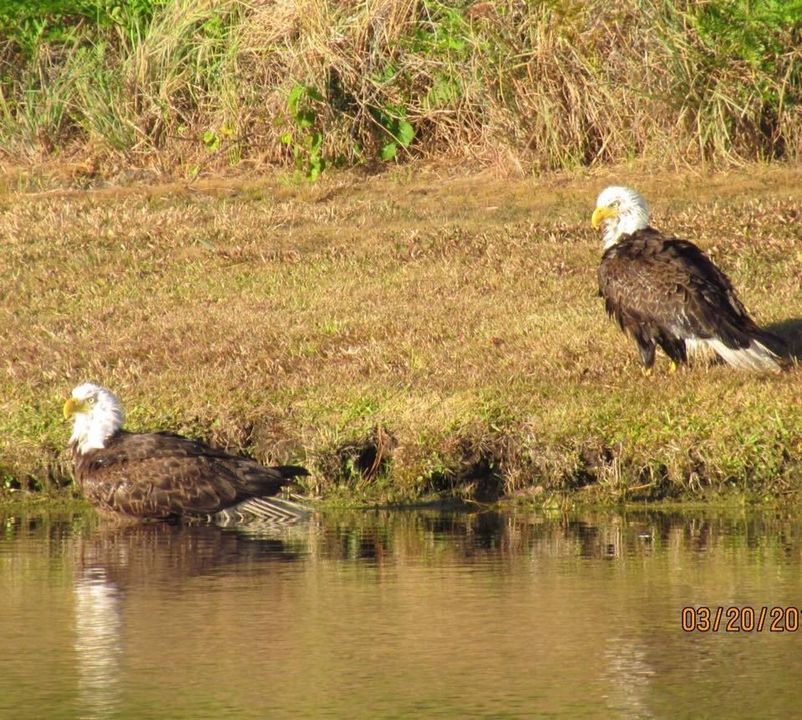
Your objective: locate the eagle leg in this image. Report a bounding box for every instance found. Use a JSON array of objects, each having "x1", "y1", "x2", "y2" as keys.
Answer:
[
  {"x1": 636, "y1": 338, "x2": 656, "y2": 369},
  {"x1": 657, "y1": 335, "x2": 687, "y2": 365}
]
